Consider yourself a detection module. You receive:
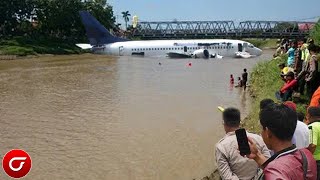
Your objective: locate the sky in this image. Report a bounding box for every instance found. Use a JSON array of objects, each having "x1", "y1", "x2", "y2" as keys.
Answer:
[{"x1": 108, "y1": 0, "x2": 320, "y2": 26}]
